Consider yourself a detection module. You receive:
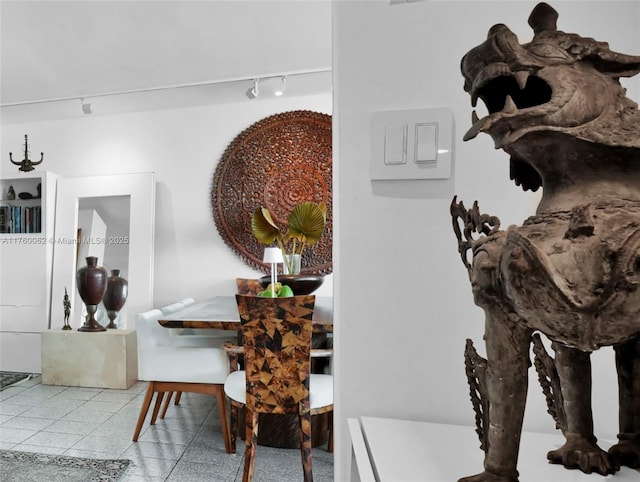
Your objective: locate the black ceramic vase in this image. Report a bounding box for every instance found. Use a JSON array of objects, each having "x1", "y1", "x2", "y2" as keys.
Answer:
[
  {"x1": 103, "y1": 269, "x2": 128, "y2": 329},
  {"x1": 76, "y1": 256, "x2": 108, "y2": 332}
]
